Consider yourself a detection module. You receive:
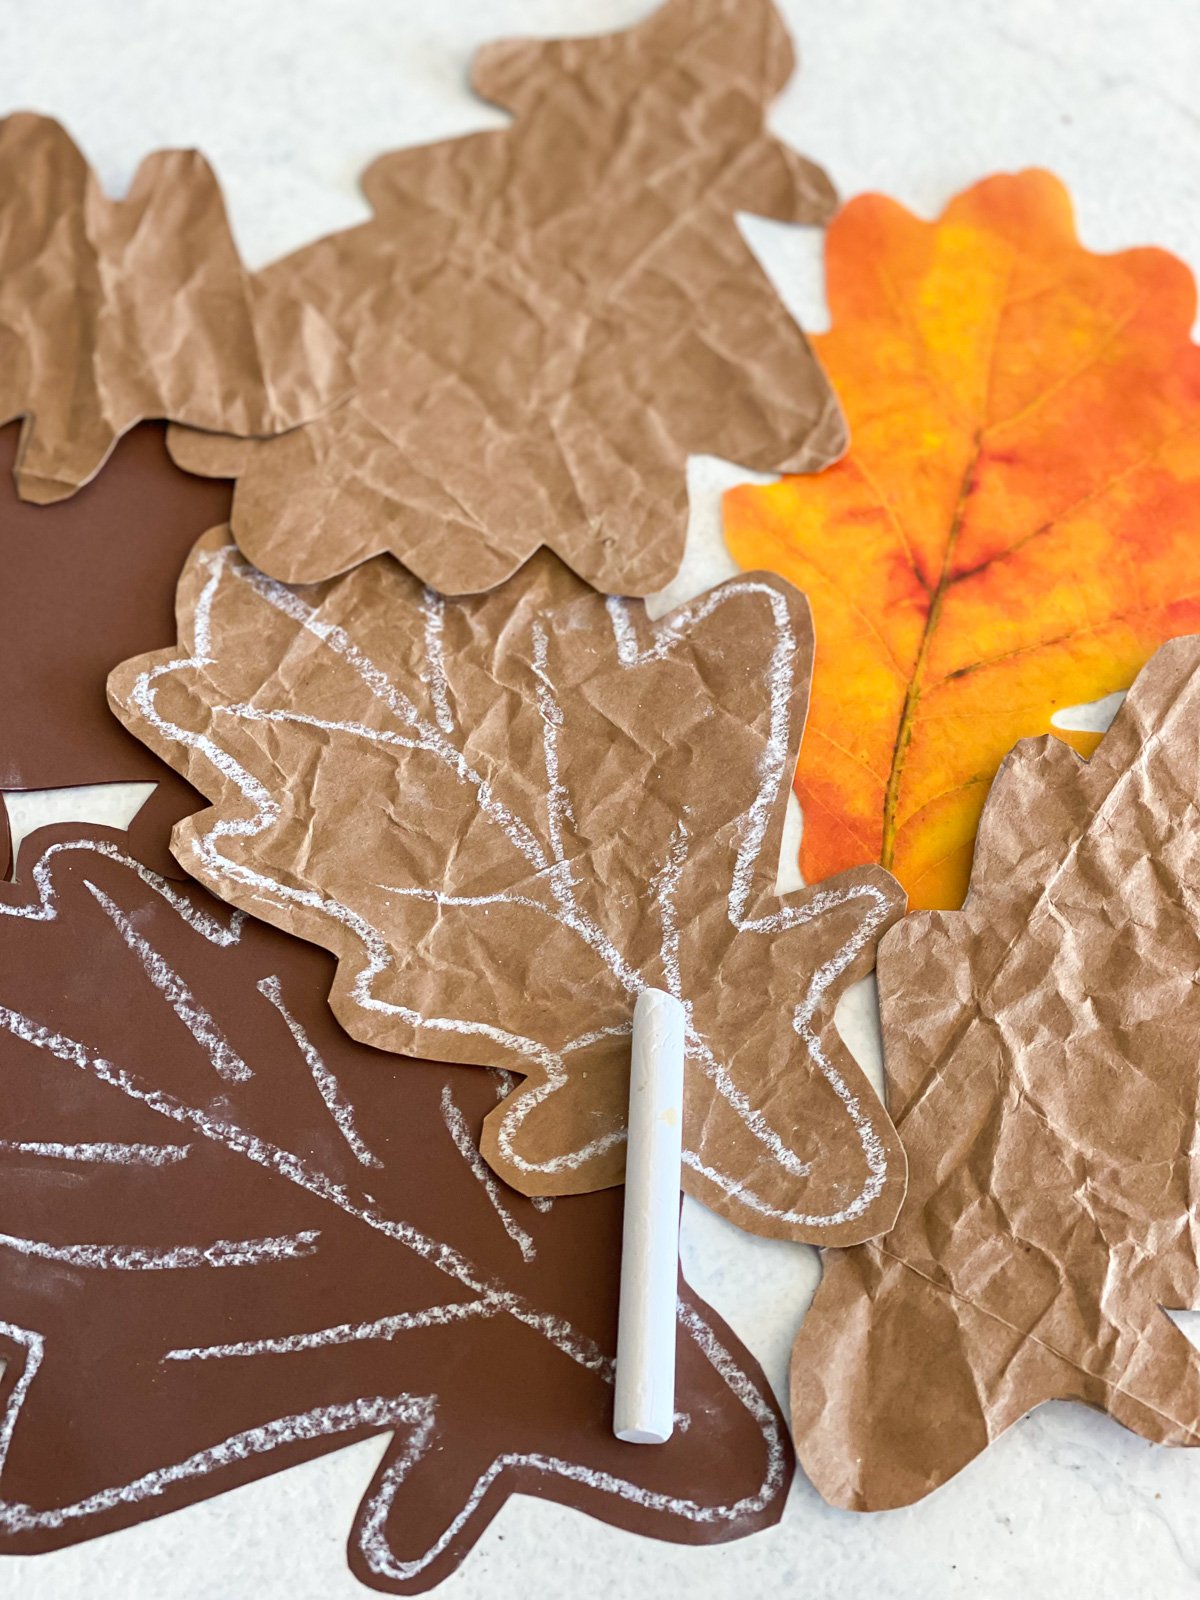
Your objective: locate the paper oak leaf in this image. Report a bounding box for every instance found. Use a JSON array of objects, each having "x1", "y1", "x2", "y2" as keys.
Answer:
[
  {"x1": 0, "y1": 420, "x2": 231, "y2": 878},
  {"x1": 0, "y1": 819, "x2": 792, "y2": 1592},
  {"x1": 791, "y1": 636, "x2": 1200, "y2": 1509},
  {"x1": 108, "y1": 529, "x2": 906, "y2": 1245},
  {"x1": 167, "y1": 0, "x2": 844, "y2": 596},
  {"x1": 724, "y1": 169, "x2": 1200, "y2": 912},
  {"x1": 0, "y1": 113, "x2": 351, "y2": 503}
]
